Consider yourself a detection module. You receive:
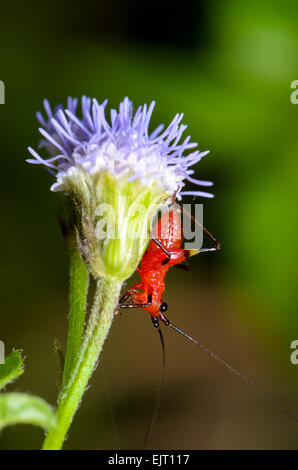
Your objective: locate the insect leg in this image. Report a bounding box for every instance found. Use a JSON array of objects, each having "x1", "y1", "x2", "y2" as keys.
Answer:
[
  {"x1": 152, "y1": 238, "x2": 171, "y2": 265},
  {"x1": 118, "y1": 292, "x2": 132, "y2": 306},
  {"x1": 118, "y1": 293, "x2": 153, "y2": 309},
  {"x1": 199, "y1": 224, "x2": 221, "y2": 252},
  {"x1": 152, "y1": 238, "x2": 186, "y2": 266},
  {"x1": 179, "y1": 205, "x2": 221, "y2": 253},
  {"x1": 117, "y1": 283, "x2": 144, "y2": 307}
]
